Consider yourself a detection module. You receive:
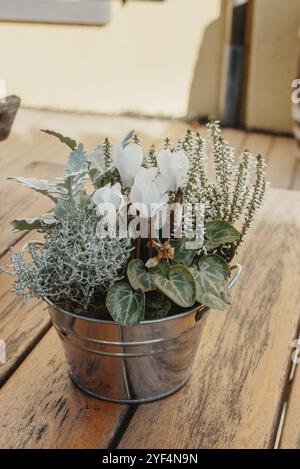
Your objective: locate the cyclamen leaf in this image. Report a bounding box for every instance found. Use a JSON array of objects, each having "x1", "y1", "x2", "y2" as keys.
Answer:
[
  {"x1": 11, "y1": 215, "x2": 57, "y2": 232},
  {"x1": 205, "y1": 220, "x2": 240, "y2": 251},
  {"x1": 106, "y1": 282, "x2": 145, "y2": 326},
  {"x1": 152, "y1": 264, "x2": 196, "y2": 308},
  {"x1": 127, "y1": 259, "x2": 156, "y2": 292},
  {"x1": 191, "y1": 254, "x2": 231, "y2": 310},
  {"x1": 151, "y1": 260, "x2": 170, "y2": 277},
  {"x1": 170, "y1": 238, "x2": 197, "y2": 266},
  {"x1": 41, "y1": 129, "x2": 77, "y2": 150}
]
